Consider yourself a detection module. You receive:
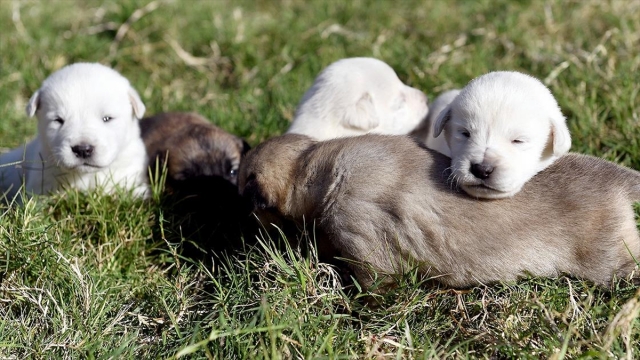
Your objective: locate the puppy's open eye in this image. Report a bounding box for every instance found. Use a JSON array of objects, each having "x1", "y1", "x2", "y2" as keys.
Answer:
[
  {"x1": 512, "y1": 139, "x2": 525, "y2": 144},
  {"x1": 461, "y1": 130, "x2": 470, "y2": 138},
  {"x1": 229, "y1": 168, "x2": 238, "y2": 177},
  {"x1": 53, "y1": 117, "x2": 65, "y2": 125},
  {"x1": 102, "y1": 116, "x2": 113, "y2": 122}
]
